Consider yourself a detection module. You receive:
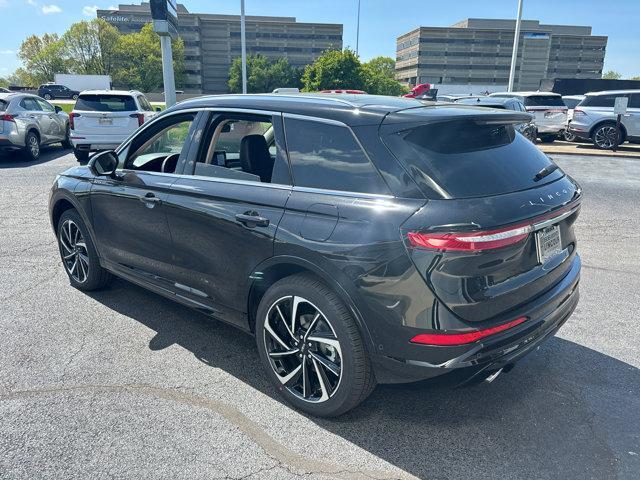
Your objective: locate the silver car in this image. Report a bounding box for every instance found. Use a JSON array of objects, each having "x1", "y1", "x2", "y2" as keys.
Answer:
[
  {"x1": 568, "y1": 90, "x2": 640, "y2": 150},
  {"x1": 0, "y1": 93, "x2": 70, "y2": 160}
]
